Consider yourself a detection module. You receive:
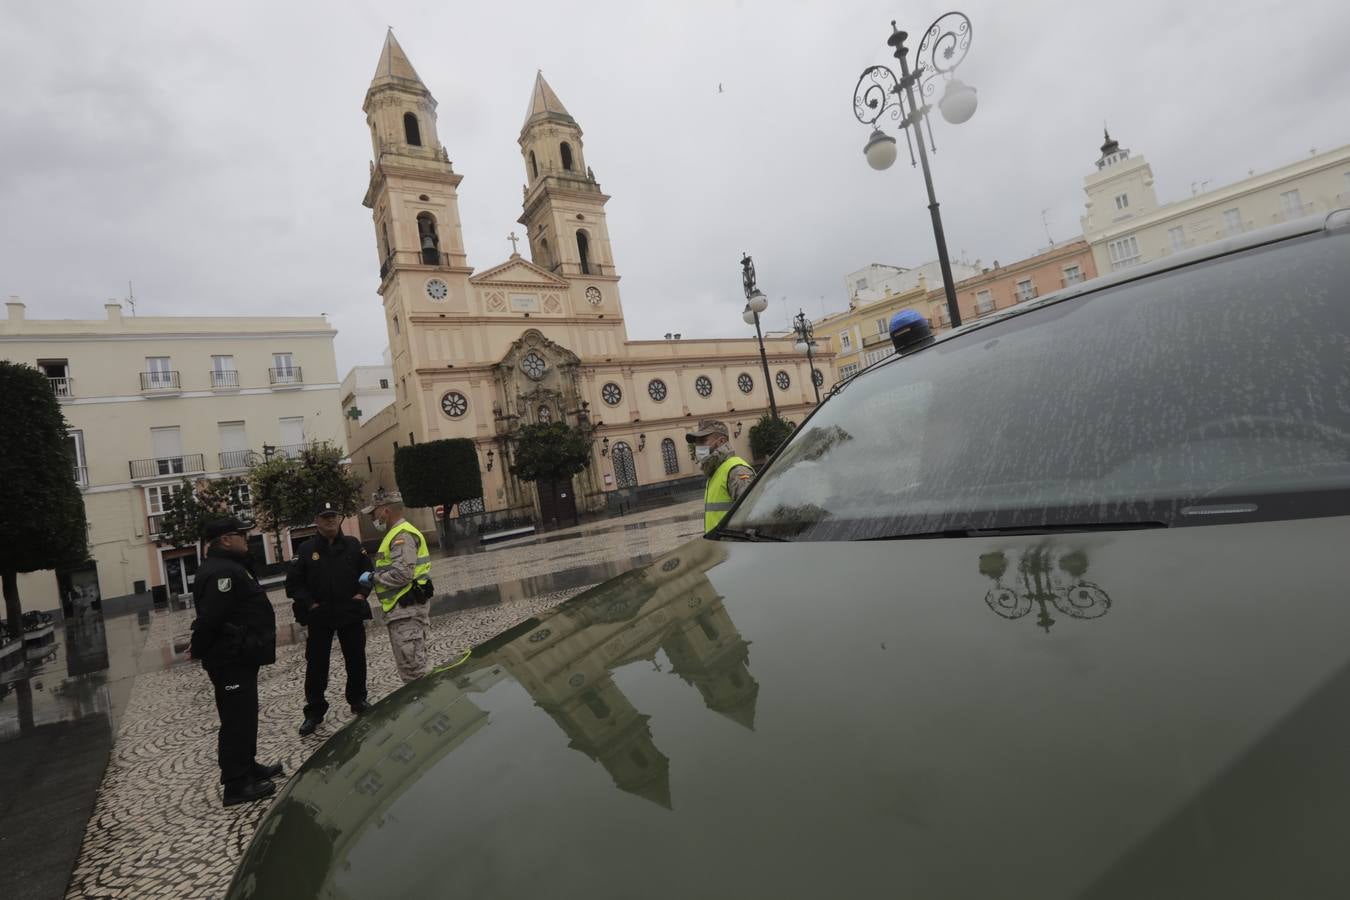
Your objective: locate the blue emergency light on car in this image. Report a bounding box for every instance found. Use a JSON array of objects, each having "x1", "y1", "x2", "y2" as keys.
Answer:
[{"x1": 889, "y1": 309, "x2": 936, "y2": 356}]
